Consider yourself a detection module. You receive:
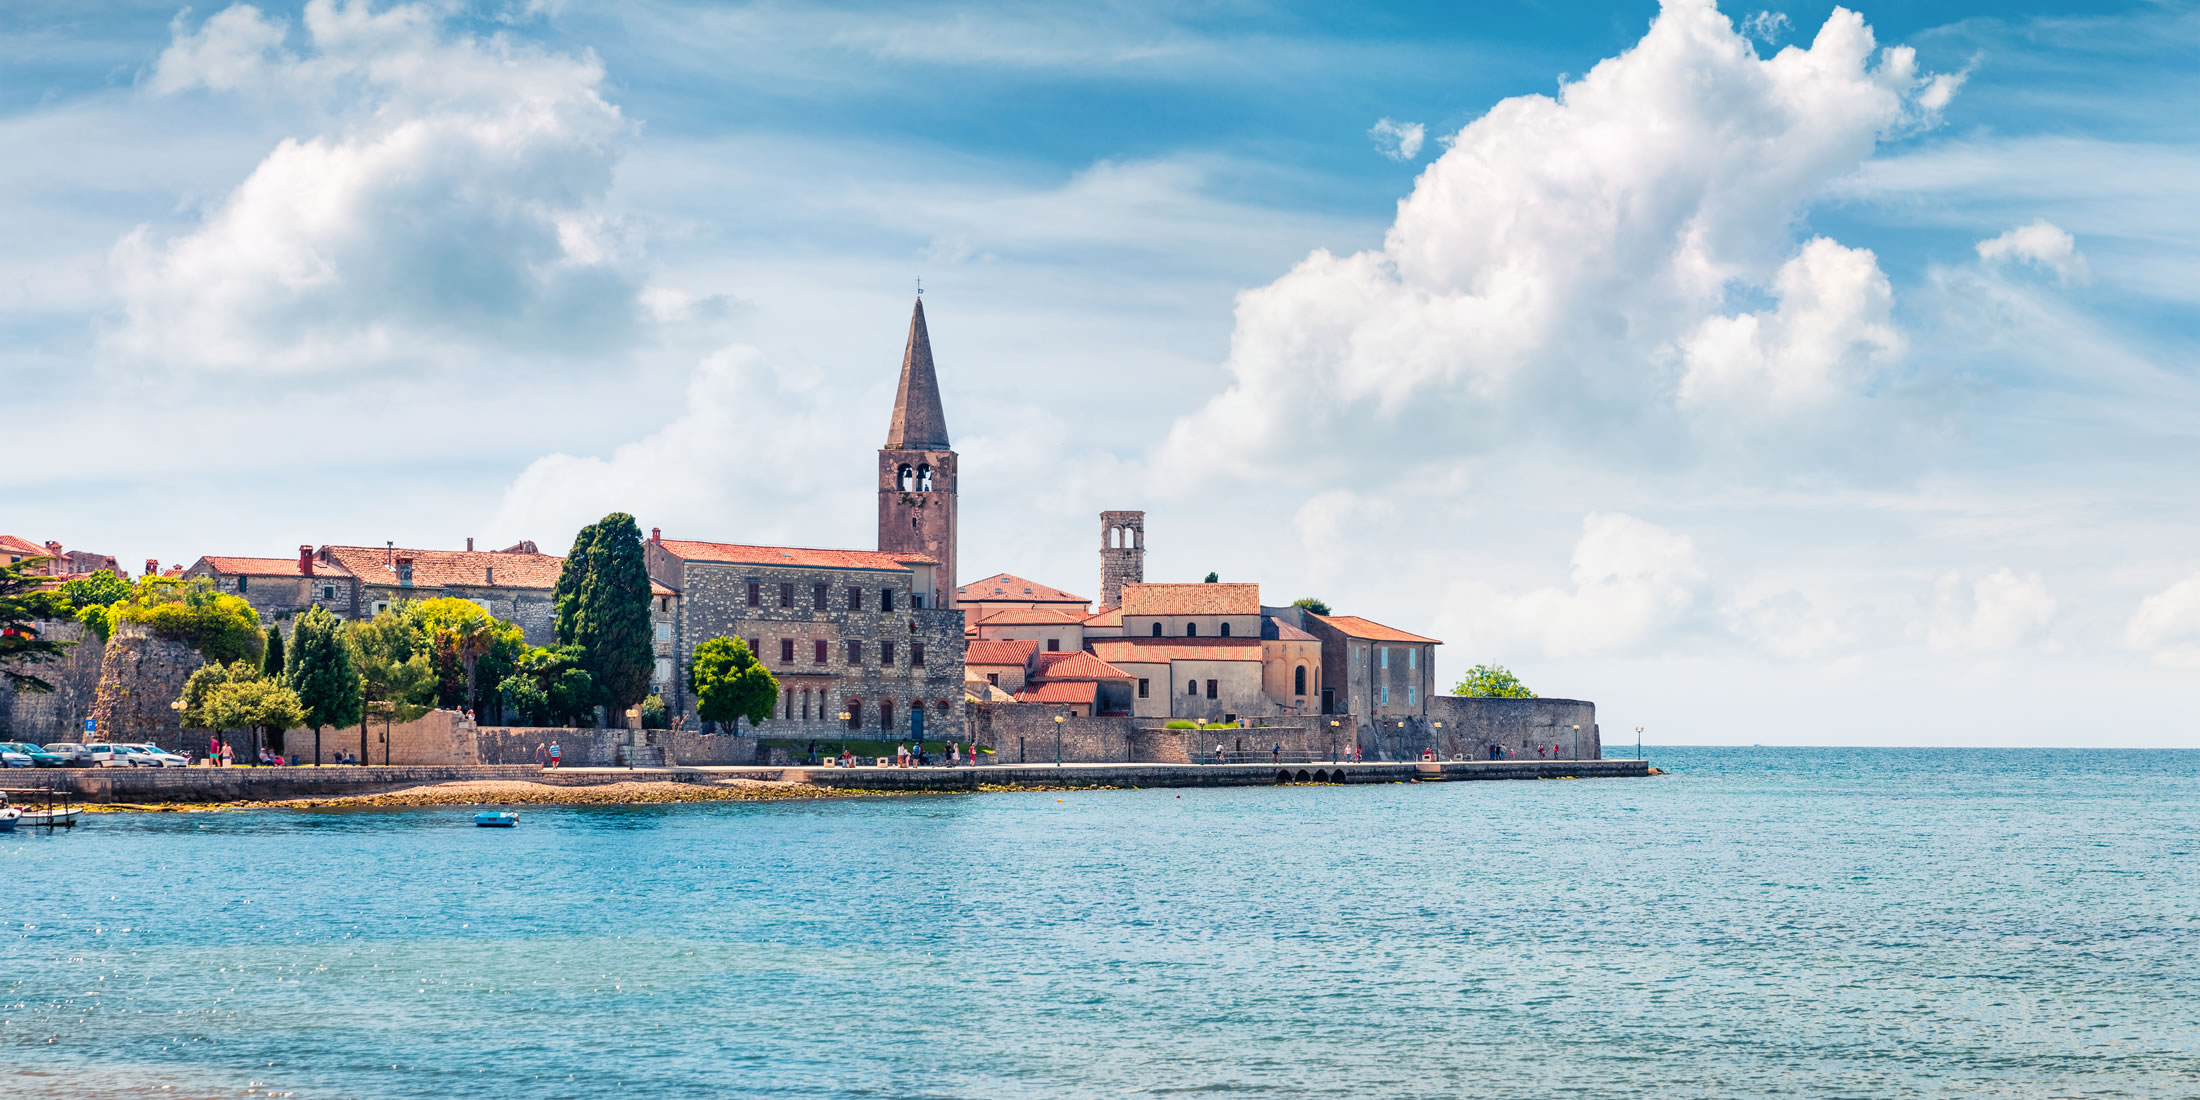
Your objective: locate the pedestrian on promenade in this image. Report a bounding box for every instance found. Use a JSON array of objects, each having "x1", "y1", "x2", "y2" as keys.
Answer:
[
  {"x1": 534, "y1": 743, "x2": 545, "y2": 765},
  {"x1": 1273, "y1": 742, "x2": 1282, "y2": 764},
  {"x1": 549, "y1": 741, "x2": 562, "y2": 769},
  {"x1": 807, "y1": 739, "x2": 818, "y2": 764},
  {"x1": 207, "y1": 737, "x2": 220, "y2": 767},
  {"x1": 221, "y1": 740, "x2": 233, "y2": 767}
]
